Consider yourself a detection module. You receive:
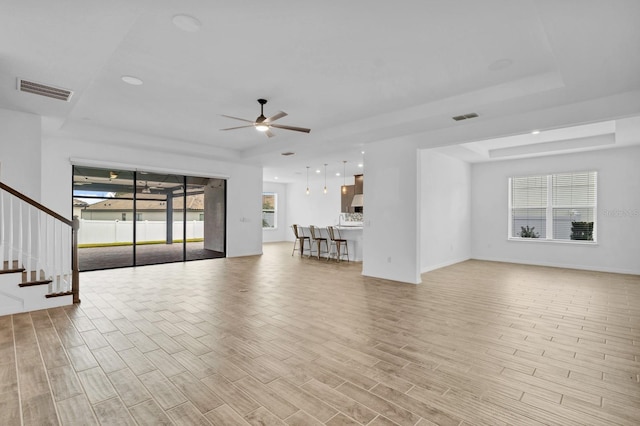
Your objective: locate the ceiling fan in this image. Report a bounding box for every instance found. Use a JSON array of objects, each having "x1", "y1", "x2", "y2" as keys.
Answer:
[{"x1": 220, "y1": 99, "x2": 311, "y2": 138}]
